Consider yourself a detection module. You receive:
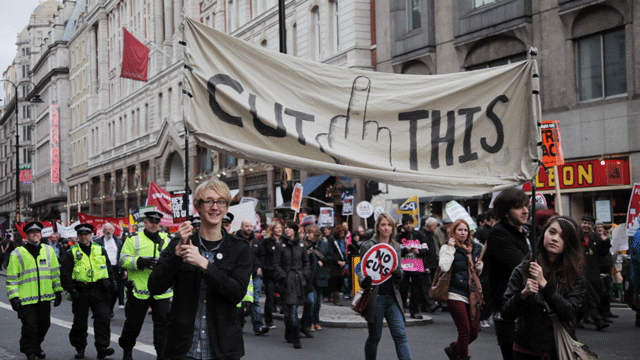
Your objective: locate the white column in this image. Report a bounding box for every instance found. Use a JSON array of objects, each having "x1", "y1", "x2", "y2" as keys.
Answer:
[{"x1": 155, "y1": 0, "x2": 165, "y2": 72}]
